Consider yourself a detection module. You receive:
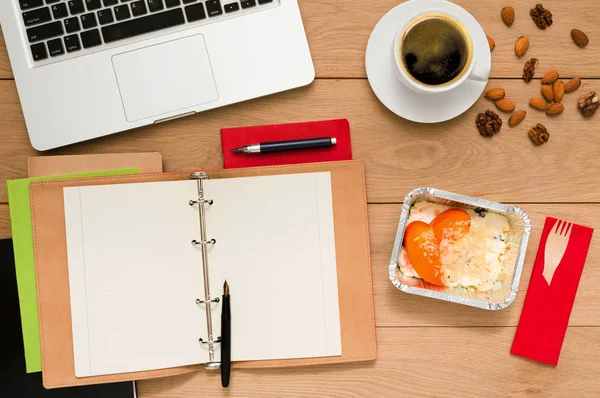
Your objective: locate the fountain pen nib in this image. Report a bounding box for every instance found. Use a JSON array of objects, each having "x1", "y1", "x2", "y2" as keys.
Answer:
[
  {"x1": 223, "y1": 280, "x2": 229, "y2": 296},
  {"x1": 231, "y1": 148, "x2": 245, "y2": 153}
]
